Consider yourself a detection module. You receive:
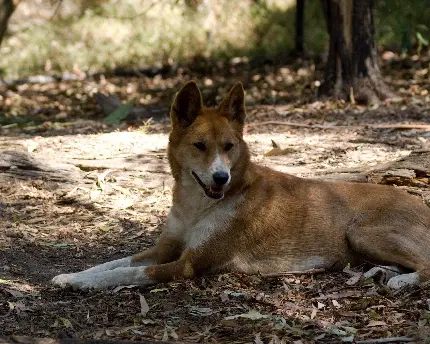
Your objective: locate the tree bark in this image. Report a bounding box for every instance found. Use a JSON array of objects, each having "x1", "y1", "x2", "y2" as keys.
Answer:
[
  {"x1": 295, "y1": 0, "x2": 305, "y2": 53},
  {"x1": 0, "y1": 0, "x2": 19, "y2": 46},
  {"x1": 318, "y1": 0, "x2": 393, "y2": 104}
]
